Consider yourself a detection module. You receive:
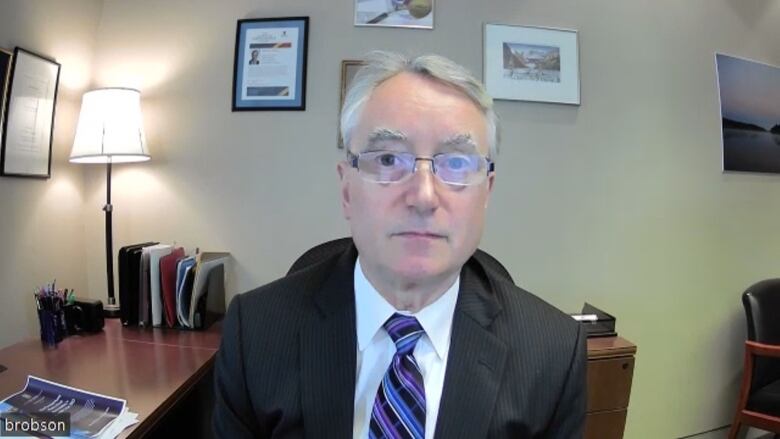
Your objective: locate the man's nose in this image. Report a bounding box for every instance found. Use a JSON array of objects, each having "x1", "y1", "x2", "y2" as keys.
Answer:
[{"x1": 405, "y1": 159, "x2": 440, "y2": 213}]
